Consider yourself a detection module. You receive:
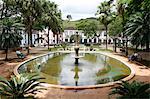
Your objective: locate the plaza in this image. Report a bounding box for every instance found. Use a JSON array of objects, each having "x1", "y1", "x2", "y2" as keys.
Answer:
[{"x1": 0, "y1": 0, "x2": 150, "y2": 99}]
